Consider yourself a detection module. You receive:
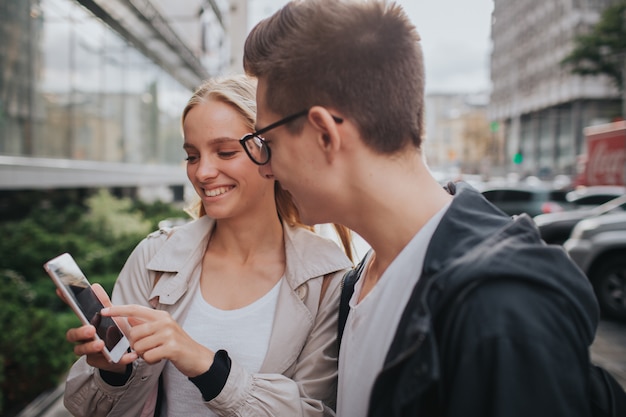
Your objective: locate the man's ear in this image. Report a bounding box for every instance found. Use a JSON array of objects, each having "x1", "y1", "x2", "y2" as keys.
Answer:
[{"x1": 308, "y1": 106, "x2": 342, "y2": 159}]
